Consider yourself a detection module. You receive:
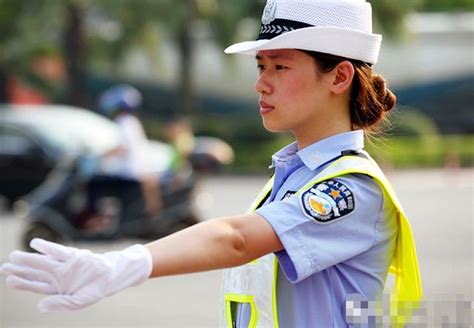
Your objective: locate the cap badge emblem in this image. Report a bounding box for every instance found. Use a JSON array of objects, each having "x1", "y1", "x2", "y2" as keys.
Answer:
[{"x1": 262, "y1": 0, "x2": 277, "y2": 25}]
